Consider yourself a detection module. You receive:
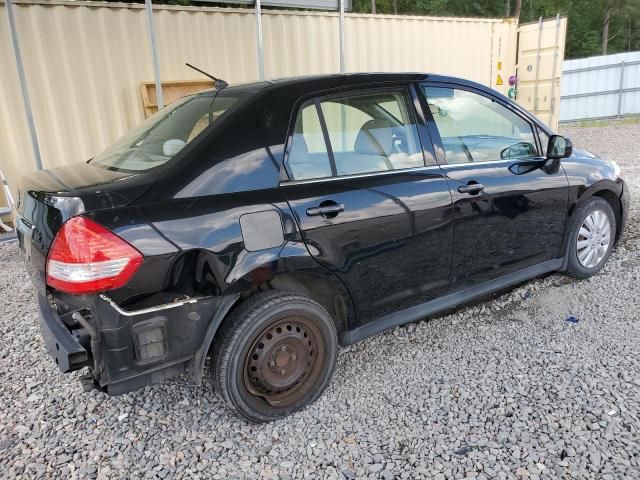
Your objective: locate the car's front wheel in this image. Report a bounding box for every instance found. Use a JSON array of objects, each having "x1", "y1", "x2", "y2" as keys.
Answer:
[
  {"x1": 211, "y1": 291, "x2": 338, "y2": 422},
  {"x1": 565, "y1": 197, "x2": 616, "y2": 279}
]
